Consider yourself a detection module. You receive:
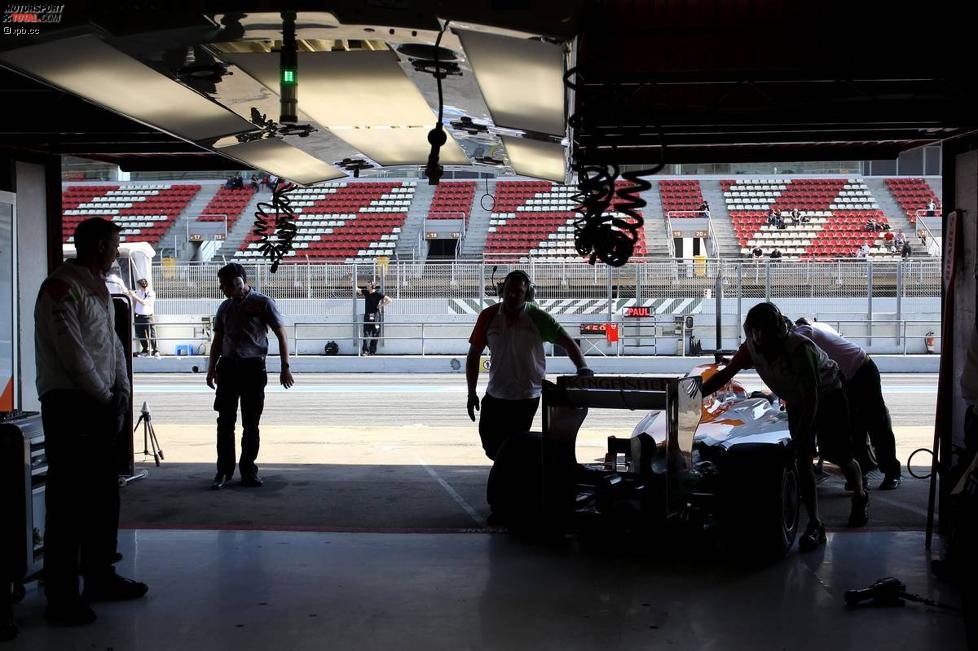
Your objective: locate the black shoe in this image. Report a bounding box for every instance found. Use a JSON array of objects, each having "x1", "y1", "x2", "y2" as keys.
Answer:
[
  {"x1": 211, "y1": 473, "x2": 230, "y2": 490},
  {"x1": 798, "y1": 521, "x2": 826, "y2": 552},
  {"x1": 848, "y1": 490, "x2": 870, "y2": 527},
  {"x1": 44, "y1": 600, "x2": 96, "y2": 626},
  {"x1": 240, "y1": 474, "x2": 263, "y2": 487},
  {"x1": 879, "y1": 473, "x2": 902, "y2": 490},
  {"x1": 83, "y1": 574, "x2": 148, "y2": 602}
]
